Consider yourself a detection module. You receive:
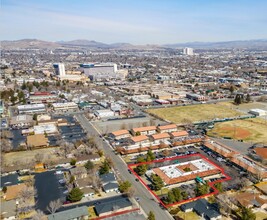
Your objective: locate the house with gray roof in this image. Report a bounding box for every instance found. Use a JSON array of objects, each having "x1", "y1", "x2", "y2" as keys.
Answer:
[
  {"x1": 69, "y1": 167, "x2": 87, "y2": 179},
  {"x1": 94, "y1": 196, "x2": 133, "y2": 217},
  {"x1": 180, "y1": 199, "x2": 221, "y2": 220},
  {"x1": 47, "y1": 206, "x2": 88, "y2": 220},
  {"x1": 1, "y1": 200, "x2": 16, "y2": 220},
  {"x1": 99, "y1": 172, "x2": 118, "y2": 193}
]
